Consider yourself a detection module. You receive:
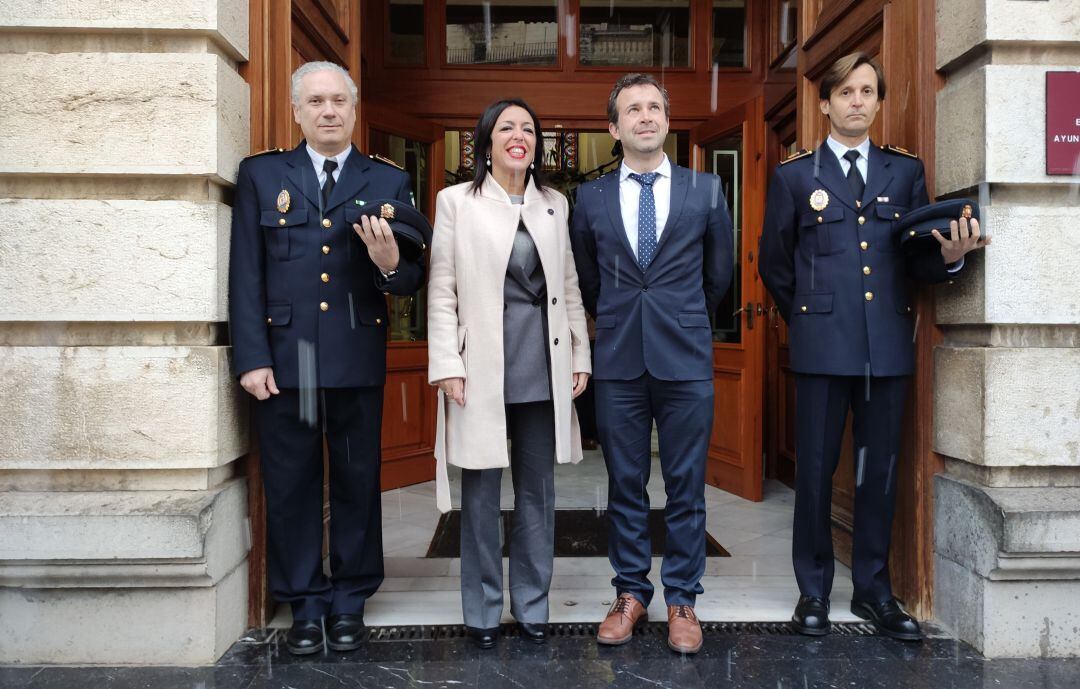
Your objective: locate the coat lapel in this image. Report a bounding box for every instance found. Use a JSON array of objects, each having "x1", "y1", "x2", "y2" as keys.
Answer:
[
  {"x1": 862, "y1": 143, "x2": 893, "y2": 208},
  {"x1": 326, "y1": 145, "x2": 371, "y2": 212},
  {"x1": 599, "y1": 171, "x2": 639, "y2": 270},
  {"x1": 650, "y1": 165, "x2": 688, "y2": 266},
  {"x1": 813, "y1": 145, "x2": 859, "y2": 212},
  {"x1": 285, "y1": 142, "x2": 322, "y2": 210}
]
